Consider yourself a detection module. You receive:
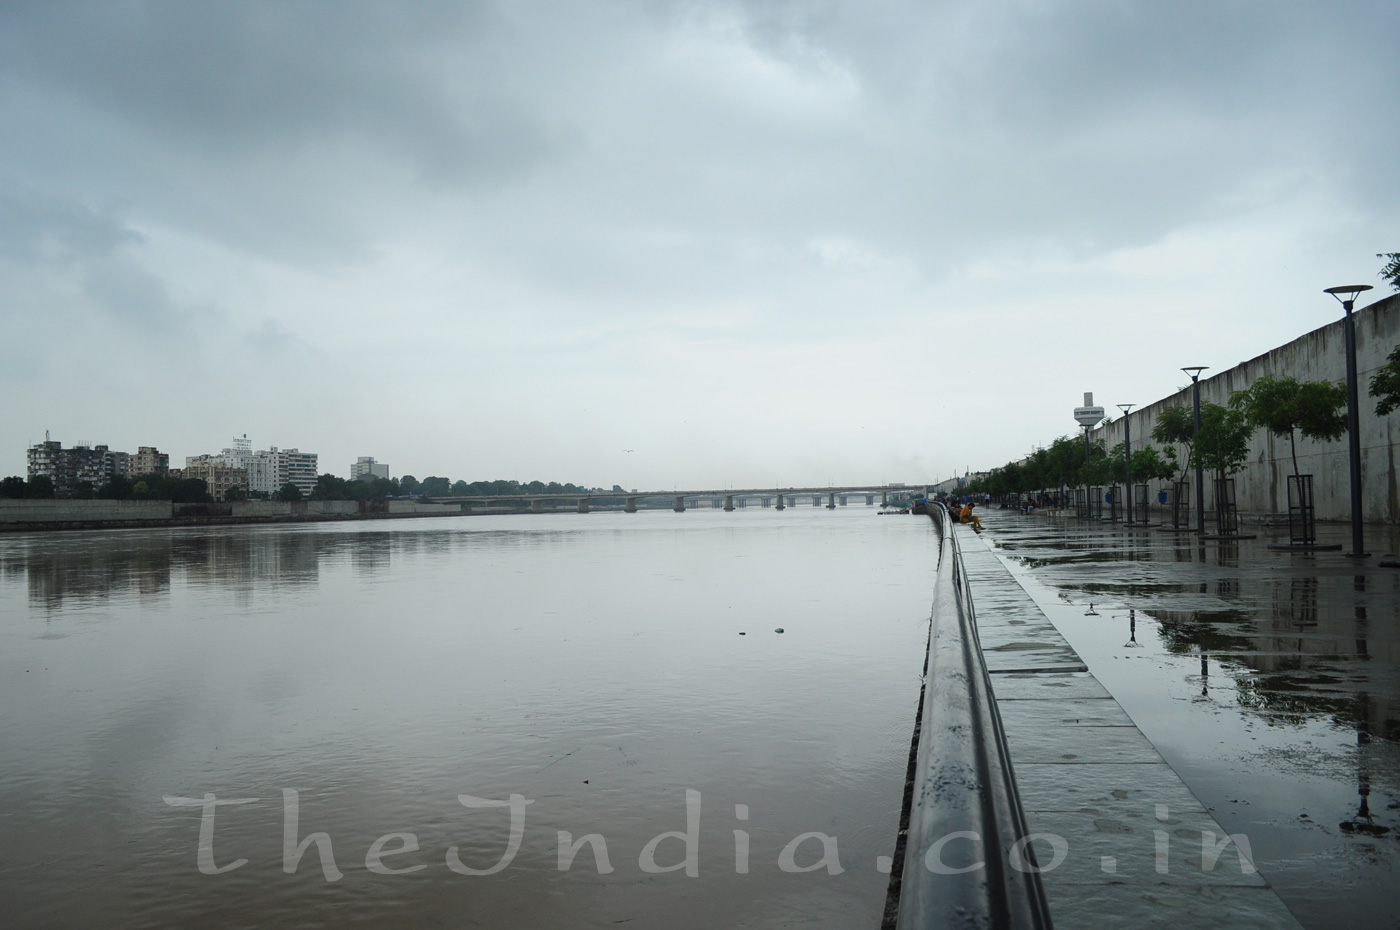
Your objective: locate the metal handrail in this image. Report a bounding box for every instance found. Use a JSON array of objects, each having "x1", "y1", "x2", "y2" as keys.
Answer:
[{"x1": 893, "y1": 506, "x2": 1054, "y2": 929}]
